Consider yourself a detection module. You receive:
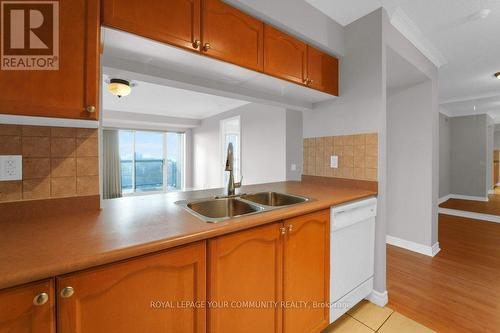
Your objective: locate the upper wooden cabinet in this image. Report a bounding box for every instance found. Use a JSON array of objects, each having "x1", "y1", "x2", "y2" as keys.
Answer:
[
  {"x1": 307, "y1": 45, "x2": 339, "y2": 96},
  {"x1": 201, "y1": 0, "x2": 264, "y2": 71},
  {"x1": 57, "y1": 242, "x2": 206, "y2": 333},
  {"x1": 102, "y1": 0, "x2": 202, "y2": 52},
  {"x1": 0, "y1": 279, "x2": 55, "y2": 333},
  {"x1": 0, "y1": 0, "x2": 100, "y2": 120},
  {"x1": 283, "y1": 210, "x2": 330, "y2": 333},
  {"x1": 208, "y1": 223, "x2": 283, "y2": 333},
  {"x1": 264, "y1": 25, "x2": 307, "y2": 85}
]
